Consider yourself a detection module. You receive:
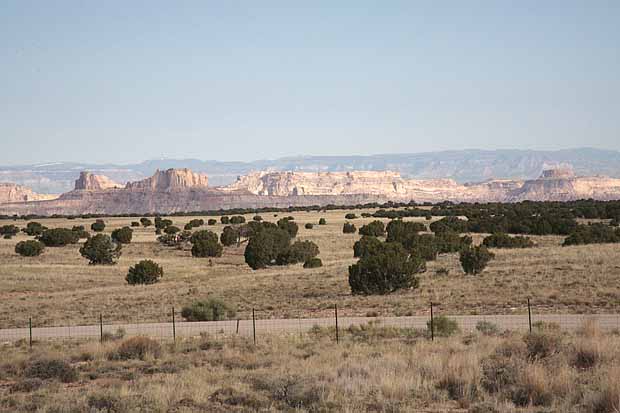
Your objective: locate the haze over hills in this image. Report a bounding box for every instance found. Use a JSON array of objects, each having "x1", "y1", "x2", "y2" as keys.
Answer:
[{"x1": 2, "y1": 148, "x2": 620, "y2": 195}]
